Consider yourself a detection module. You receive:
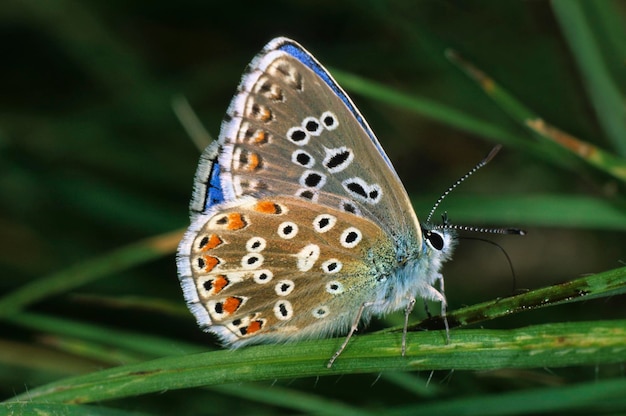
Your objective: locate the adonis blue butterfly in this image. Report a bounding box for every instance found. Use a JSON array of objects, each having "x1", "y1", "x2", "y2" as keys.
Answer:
[{"x1": 176, "y1": 37, "x2": 510, "y2": 366}]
